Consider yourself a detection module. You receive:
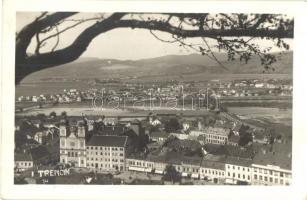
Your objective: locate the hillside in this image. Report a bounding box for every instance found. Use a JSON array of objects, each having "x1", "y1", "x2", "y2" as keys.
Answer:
[{"x1": 21, "y1": 51, "x2": 293, "y2": 83}]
